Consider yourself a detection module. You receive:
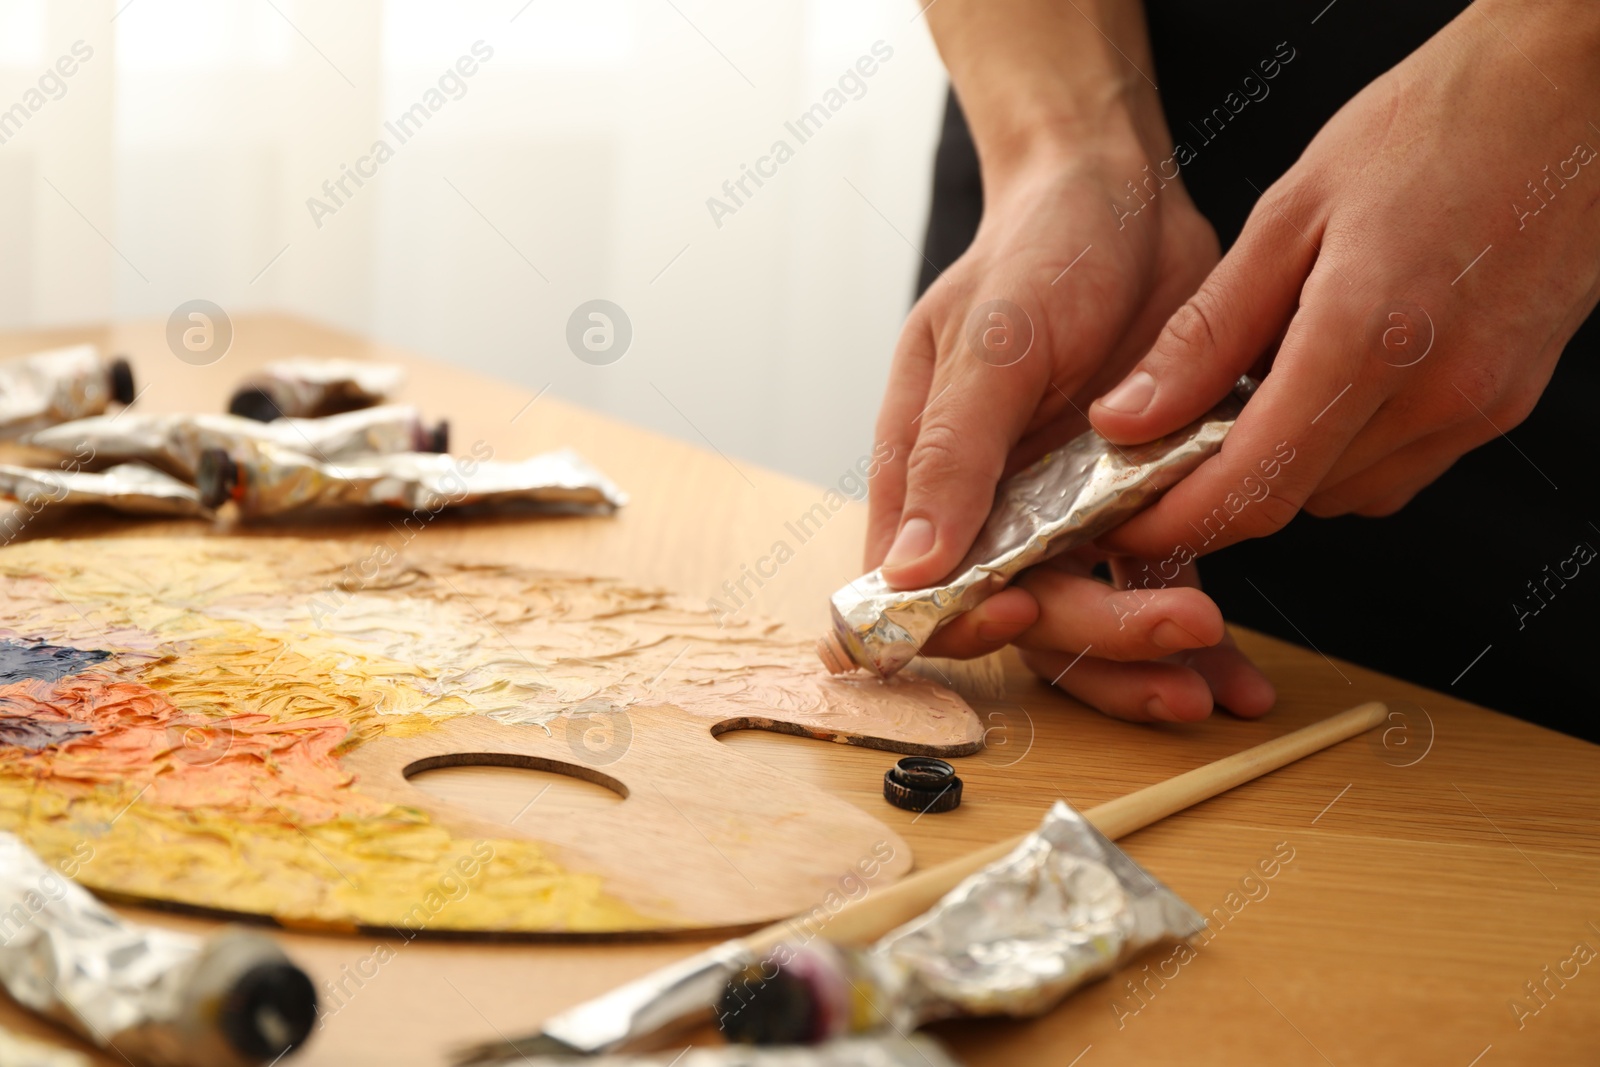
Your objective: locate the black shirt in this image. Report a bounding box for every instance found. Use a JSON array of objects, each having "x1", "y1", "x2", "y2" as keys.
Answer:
[{"x1": 918, "y1": 0, "x2": 1600, "y2": 742}]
